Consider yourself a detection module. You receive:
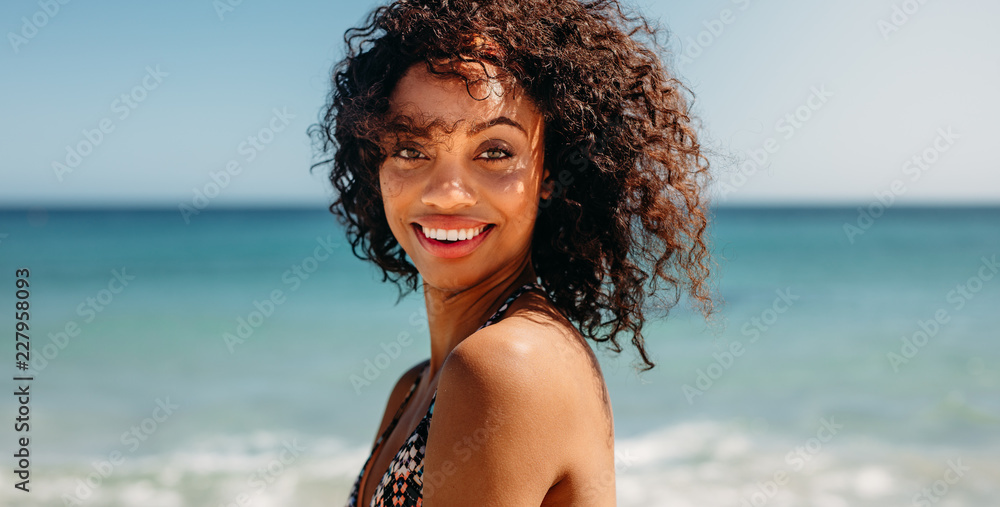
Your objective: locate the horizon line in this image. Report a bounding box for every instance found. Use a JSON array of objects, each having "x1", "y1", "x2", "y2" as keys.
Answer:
[{"x1": 1, "y1": 202, "x2": 998, "y2": 212}]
